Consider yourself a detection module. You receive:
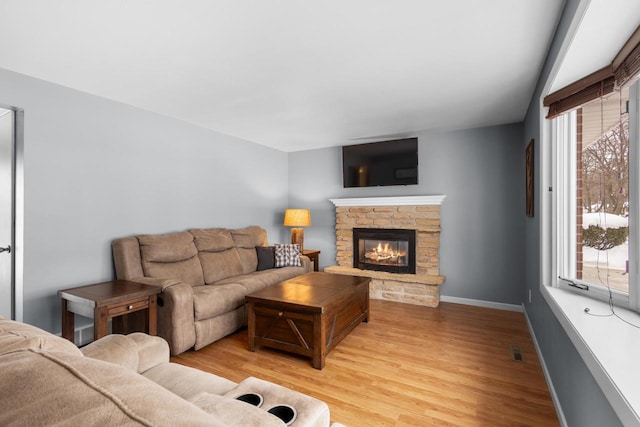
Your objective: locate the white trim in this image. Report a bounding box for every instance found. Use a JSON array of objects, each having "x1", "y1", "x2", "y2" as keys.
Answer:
[
  {"x1": 629, "y1": 81, "x2": 640, "y2": 311},
  {"x1": 329, "y1": 195, "x2": 446, "y2": 207},
  {"x1": 541, "y1": 285, "x2": 640, "y2": 425},
  {"x1": 552, "y1": 105, "x2": 633, "y2": 307},
  {"x1": 13, "y1": 109, "x2": 23, "y2": 322},
  {"x1": 540, "y1": 0, "x2": 592, "y2": 289},
  {"x1": 523, "y1": 307, "x2": 568, "y2": 427},
  {"x1": 541, "y1": 0, "x2": 592, "y2": 97},
  {"x1": 440, "y1": 295, "x2": 523, "y2": 312},
  {"x1": 57, "y1": 324, "x2": 94, "y2": 347},
  {"x1": 555, "y1": 111, "x2": 578, "y2": 282}
]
